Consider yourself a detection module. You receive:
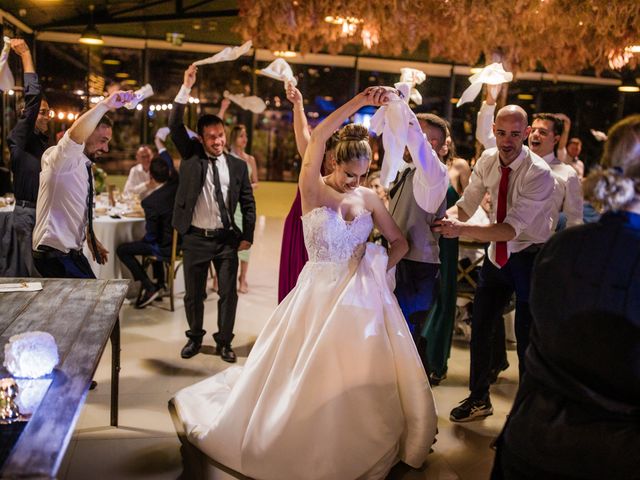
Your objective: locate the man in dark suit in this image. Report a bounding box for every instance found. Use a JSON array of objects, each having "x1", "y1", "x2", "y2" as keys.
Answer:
[
  {"x1": 117, "y1": 157, "x2": 178, "y2": 307},
  {"x1": 170, "y1": 64, "x2": 256, "y2": 363},
  {"x1": 8, "y1": 39, "x2": 50, "y2": 277}
]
